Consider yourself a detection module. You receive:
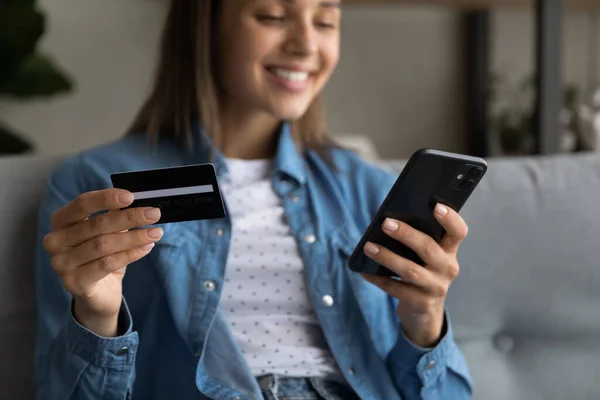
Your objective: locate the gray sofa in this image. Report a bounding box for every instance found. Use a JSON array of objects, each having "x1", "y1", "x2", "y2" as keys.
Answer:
[{"x1": 2, "y1": 153, "x2": 599, "y2": 400}]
